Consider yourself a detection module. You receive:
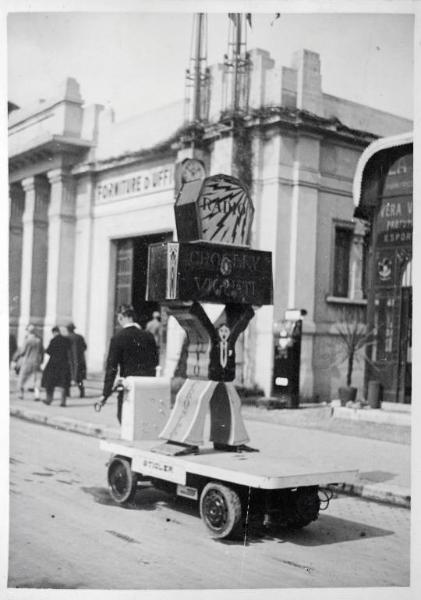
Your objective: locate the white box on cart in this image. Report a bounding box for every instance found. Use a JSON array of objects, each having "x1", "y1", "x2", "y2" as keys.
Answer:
[{"x1": 120, "y1": 376, "x2": 171, "y2": 441}]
